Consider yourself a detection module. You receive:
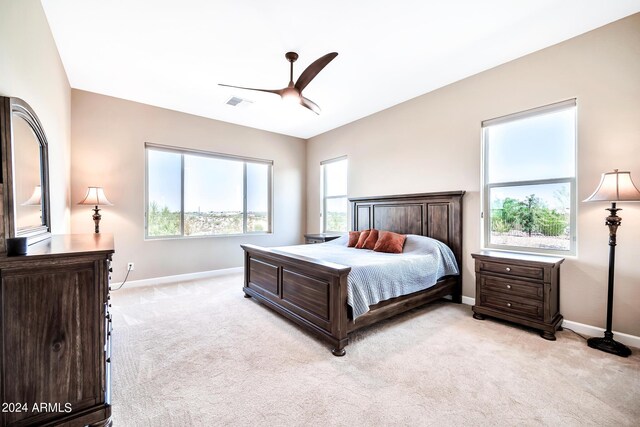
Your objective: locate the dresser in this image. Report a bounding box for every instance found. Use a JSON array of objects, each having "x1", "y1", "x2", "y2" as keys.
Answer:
[
  {"x1": 471, "y1": 251, "x2": 564, "y2": 340},
  {"x1": 304, "y1": 233, "x2": 341, "y2": 244},
  {"x1": 0, "y1": 234, "x2": 114, "y2": 427}
]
